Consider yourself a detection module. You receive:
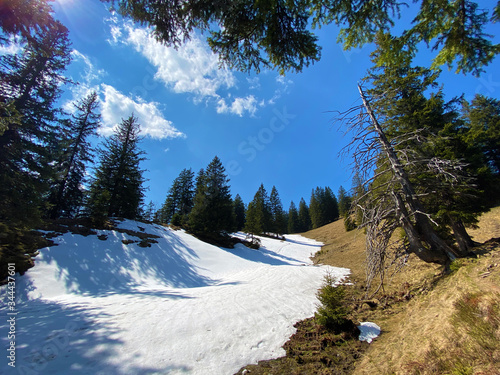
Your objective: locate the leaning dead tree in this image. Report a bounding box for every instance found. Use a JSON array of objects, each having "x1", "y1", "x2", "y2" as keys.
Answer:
[{"x1": 340, "y1": 84, "x2": 473, "y2": 292}]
